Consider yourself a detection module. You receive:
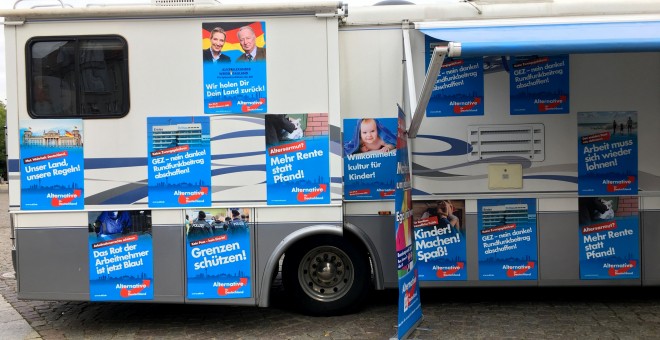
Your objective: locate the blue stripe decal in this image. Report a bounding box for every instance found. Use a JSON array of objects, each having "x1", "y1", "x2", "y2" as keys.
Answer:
[
  {"x1": 212, "y1": 164, "x2": 265, "y2": 176},
  {"x1": 211, "y1": 129, "x2": 263, "y2": 141},
  {"x1": 412, "y1": 135, "x2": 472, "y2": 156},
  {"x1": 8, "y1": 159, "x2": 18, "y2": 172},
  {"x1": 212, "y1": 151, "x2": 264, "y2": 160},
  {"x1": 86, "y1": 158, "x2": 147, "y2": 169},
  {"x1": 524, "y1": 175, "x2": 578, "y2": 183}
]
